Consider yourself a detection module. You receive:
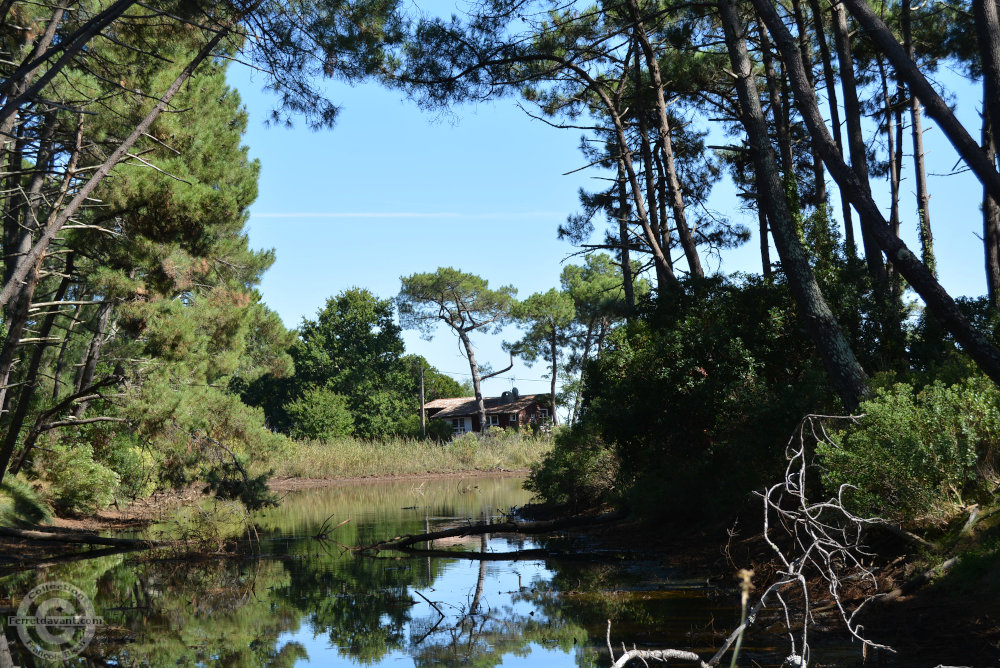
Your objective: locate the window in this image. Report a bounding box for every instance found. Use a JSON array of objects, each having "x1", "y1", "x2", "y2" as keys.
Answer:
[
  {"x1": 508, "y1": 413, "x2": 519, "y2": 424},
  {"x1": 487, "y1": 415, "x2": 499, "y2": 427},
  {"x1": 451, "y1": 418, "x2": 466, "y2": 433},
  {"x1": 539, "y1": 408, "x2": 549, "y2": 420}
]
